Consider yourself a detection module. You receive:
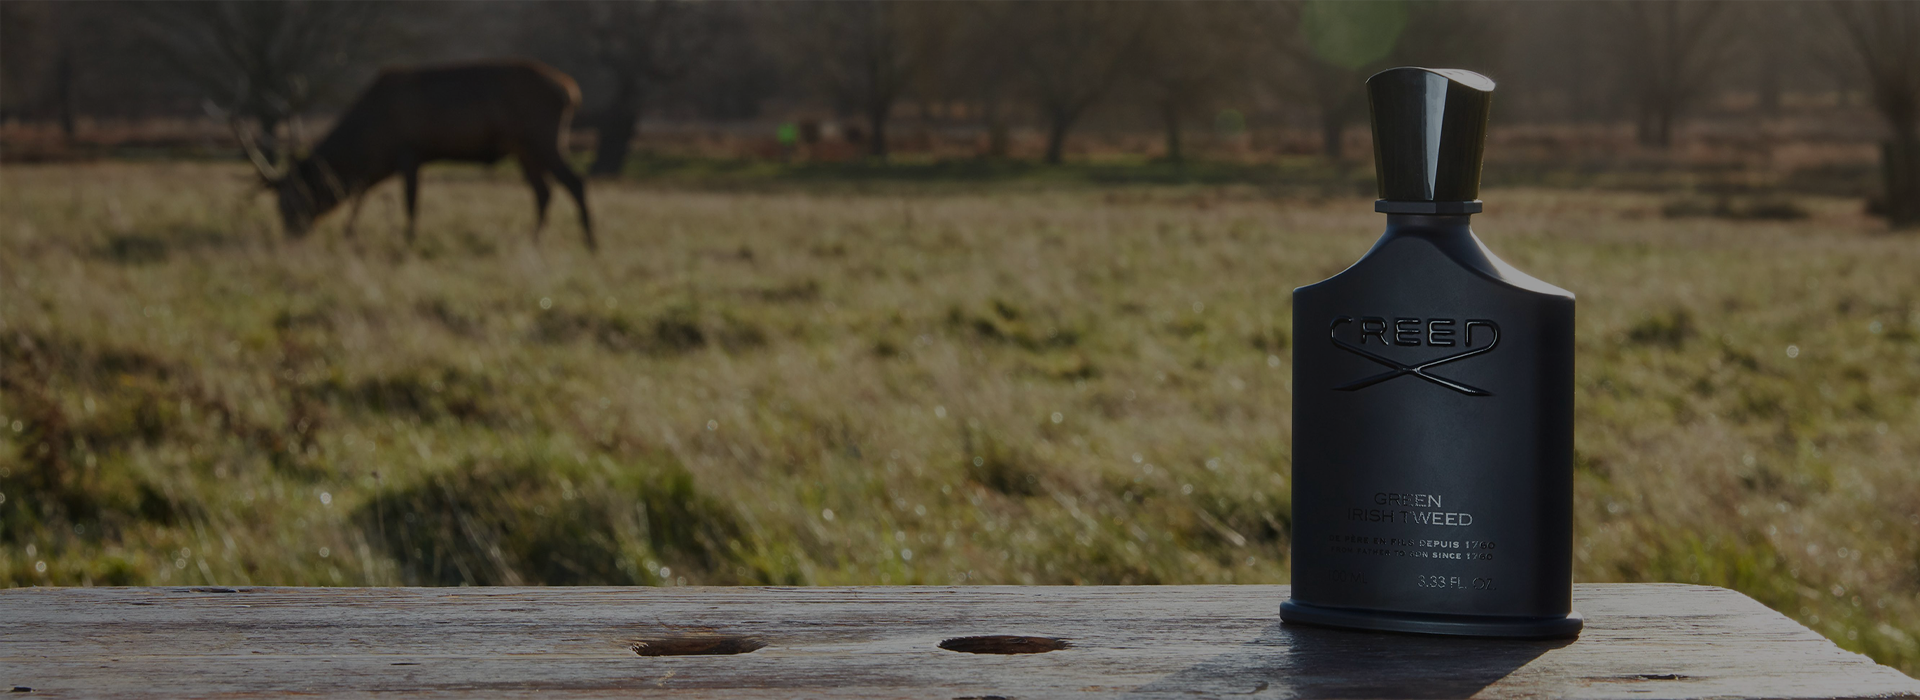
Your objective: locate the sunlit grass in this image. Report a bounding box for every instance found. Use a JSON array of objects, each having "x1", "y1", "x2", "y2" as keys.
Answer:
[{"x1": 0, "y1": 161, "x2": 1916, "y2": 676}]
